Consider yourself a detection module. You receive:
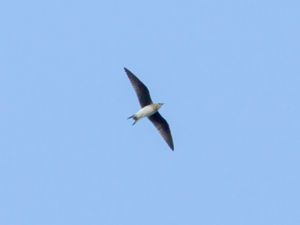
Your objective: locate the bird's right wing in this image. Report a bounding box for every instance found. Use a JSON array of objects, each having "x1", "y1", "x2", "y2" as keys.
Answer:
[
  {"x1": 124, "y1": 67, "x2": 153, "y2": 107},
  {"x1": 149, "y1": 112, "x2": 174, "y2": 151}
]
